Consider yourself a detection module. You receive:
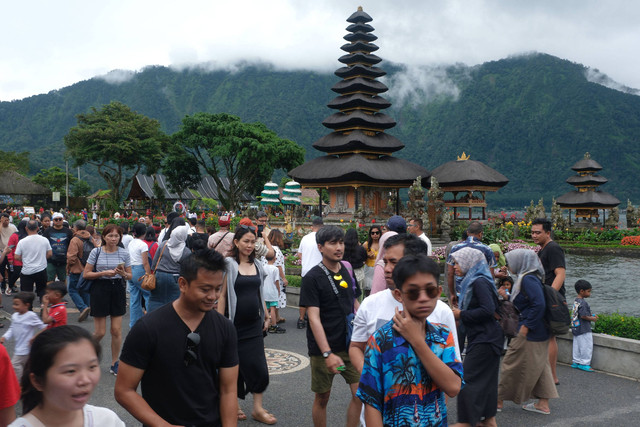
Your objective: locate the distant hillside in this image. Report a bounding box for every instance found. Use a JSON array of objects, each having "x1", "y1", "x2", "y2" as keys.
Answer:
[{"x1": 0, "y1": 53, "x2": 639, "y2": 208}]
